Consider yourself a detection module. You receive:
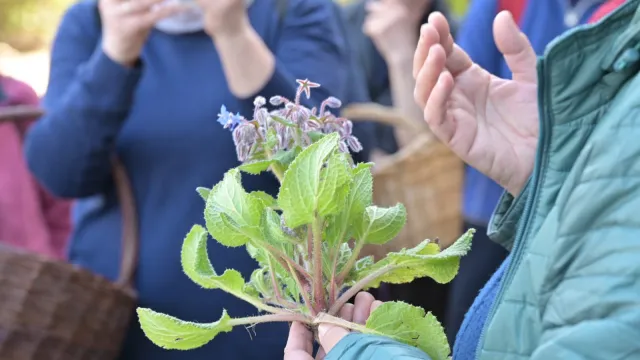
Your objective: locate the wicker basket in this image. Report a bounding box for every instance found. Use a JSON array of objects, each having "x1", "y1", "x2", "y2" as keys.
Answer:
[
  {"x1": 0, "y1": 107, "x2": 139, "y2": 360},
  {"x1": 343, "y1": 103, "x2": 463, "y2": 260}
]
